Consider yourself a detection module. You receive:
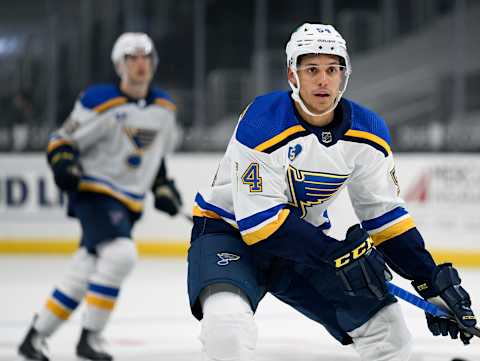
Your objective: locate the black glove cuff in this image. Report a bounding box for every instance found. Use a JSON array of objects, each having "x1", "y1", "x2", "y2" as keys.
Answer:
[
  {"x1": 412, "y1": 263, "x2": 455, "y2": 299},
  {"x1": 47, "y1": 143, "x2": 79, "y2": 167}
]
